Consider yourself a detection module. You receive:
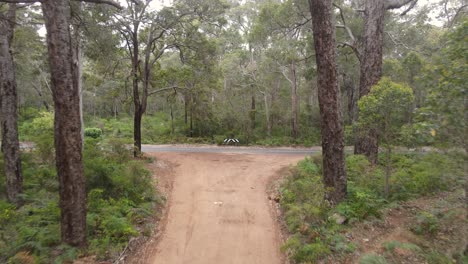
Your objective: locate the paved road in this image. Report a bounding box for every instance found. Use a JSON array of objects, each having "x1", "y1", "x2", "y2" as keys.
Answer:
[{"x1": 142, "y1": 144, "x2": 322, "y2": 155}]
